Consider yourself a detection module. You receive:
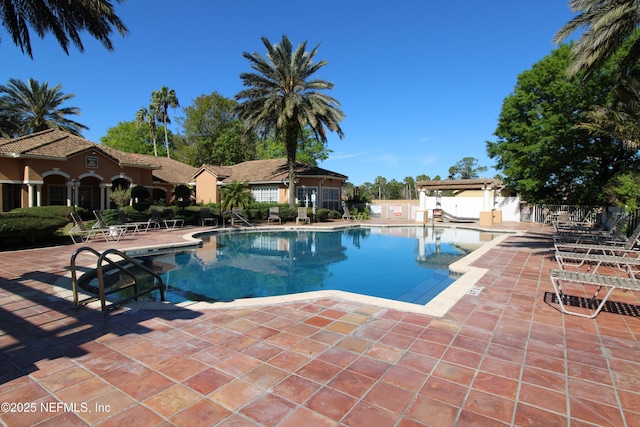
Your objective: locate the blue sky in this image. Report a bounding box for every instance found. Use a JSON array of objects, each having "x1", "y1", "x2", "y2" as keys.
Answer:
[{"x1": 0, "y1": 1, "x2": 576, "y2": 185}]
